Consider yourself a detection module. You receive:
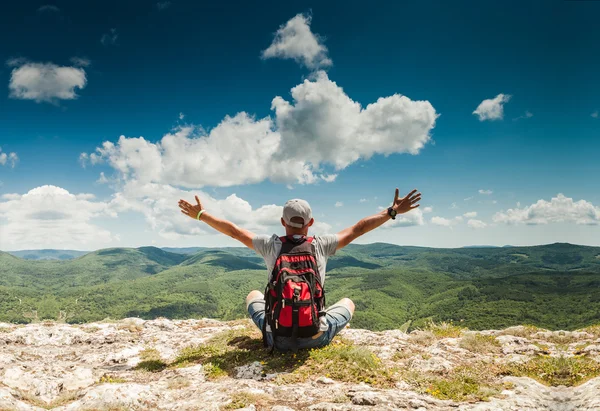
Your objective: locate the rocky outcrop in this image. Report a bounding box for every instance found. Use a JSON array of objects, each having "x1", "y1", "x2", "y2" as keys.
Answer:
[{"x1": 0, "y1": 320, "x2": 599, "y2": 410}]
